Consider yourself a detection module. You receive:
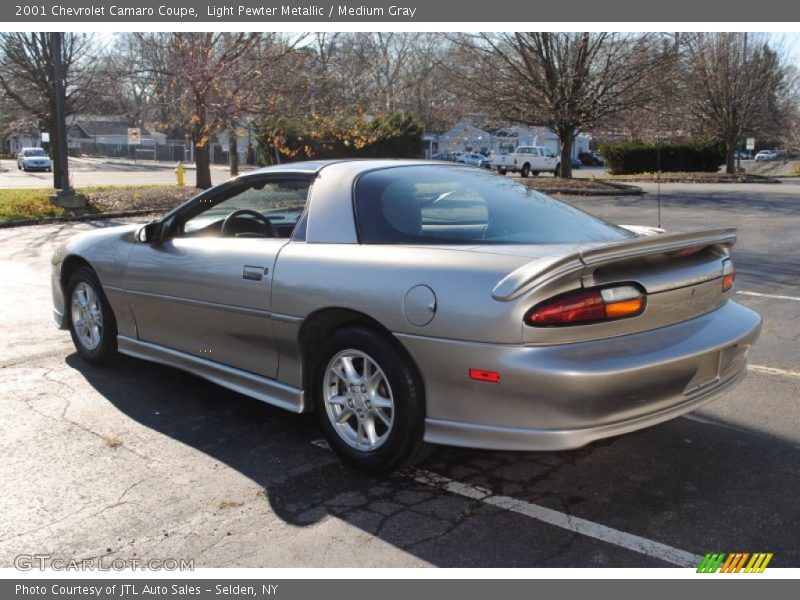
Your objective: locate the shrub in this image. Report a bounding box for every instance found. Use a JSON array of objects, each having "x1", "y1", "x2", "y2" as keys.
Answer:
[
  {"x1": 255, "y1": 112, "x2": 424, "y2": 165},
  {"x1": 600, "y1": 138, "x2": 725, "y2": 174}
]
